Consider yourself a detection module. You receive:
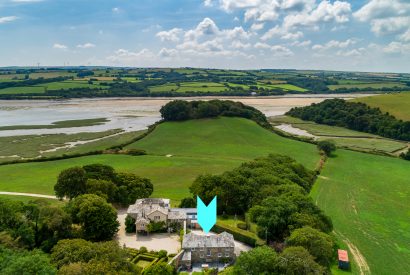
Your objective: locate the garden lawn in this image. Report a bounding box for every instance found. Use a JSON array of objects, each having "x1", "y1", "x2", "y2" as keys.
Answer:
[{"x1": 311, "y1": 150, "x2": 410, "y2": 275}]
